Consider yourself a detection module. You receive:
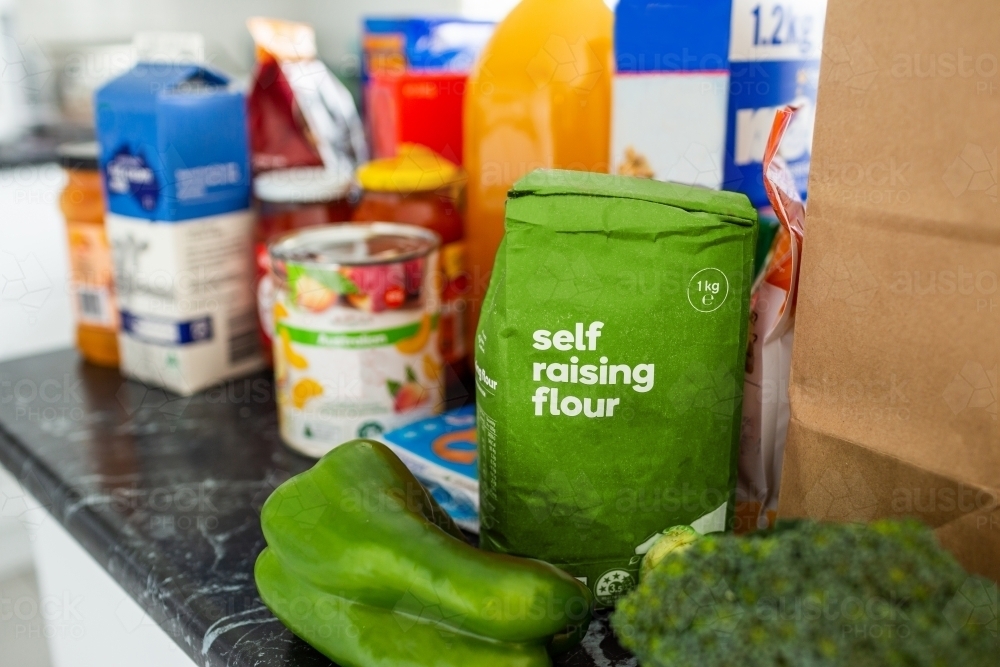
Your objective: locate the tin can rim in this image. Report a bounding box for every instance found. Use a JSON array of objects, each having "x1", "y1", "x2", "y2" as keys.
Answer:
[{"x1": 269, "y1": 223, "x2": 441, "y2": 268}]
